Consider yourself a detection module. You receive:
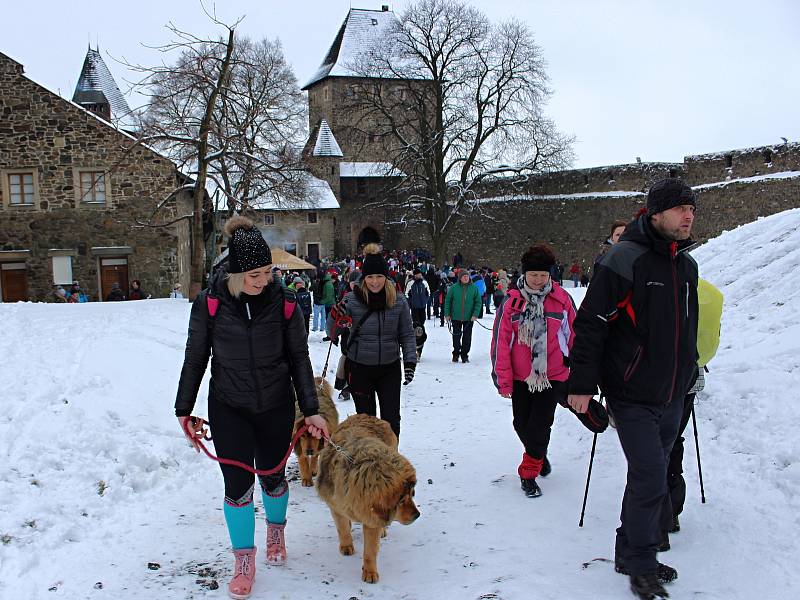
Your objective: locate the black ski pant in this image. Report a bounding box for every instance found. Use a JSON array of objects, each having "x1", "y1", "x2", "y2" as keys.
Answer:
[
  {"x1": 348, "y1": 359, "x2": 402, "y2": 439},
  {"x1": 511, "y1": 380, "x2": 565, "y2": 459},
  {"x1": 411, "y1": 307, "x2": 427, "y2": 327},
  {"x1": 667, "y1": 392, "x2": 696, "y2": 517},
  {"x1": 451, "y1": 320, "x2": 474, "y2": 359},
  {"x1": 208, "y1": 395, "x2": 294, "y2": 505},
  {"x1": 610, "y1": 395, "x2": 683, "y2": 577}
]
